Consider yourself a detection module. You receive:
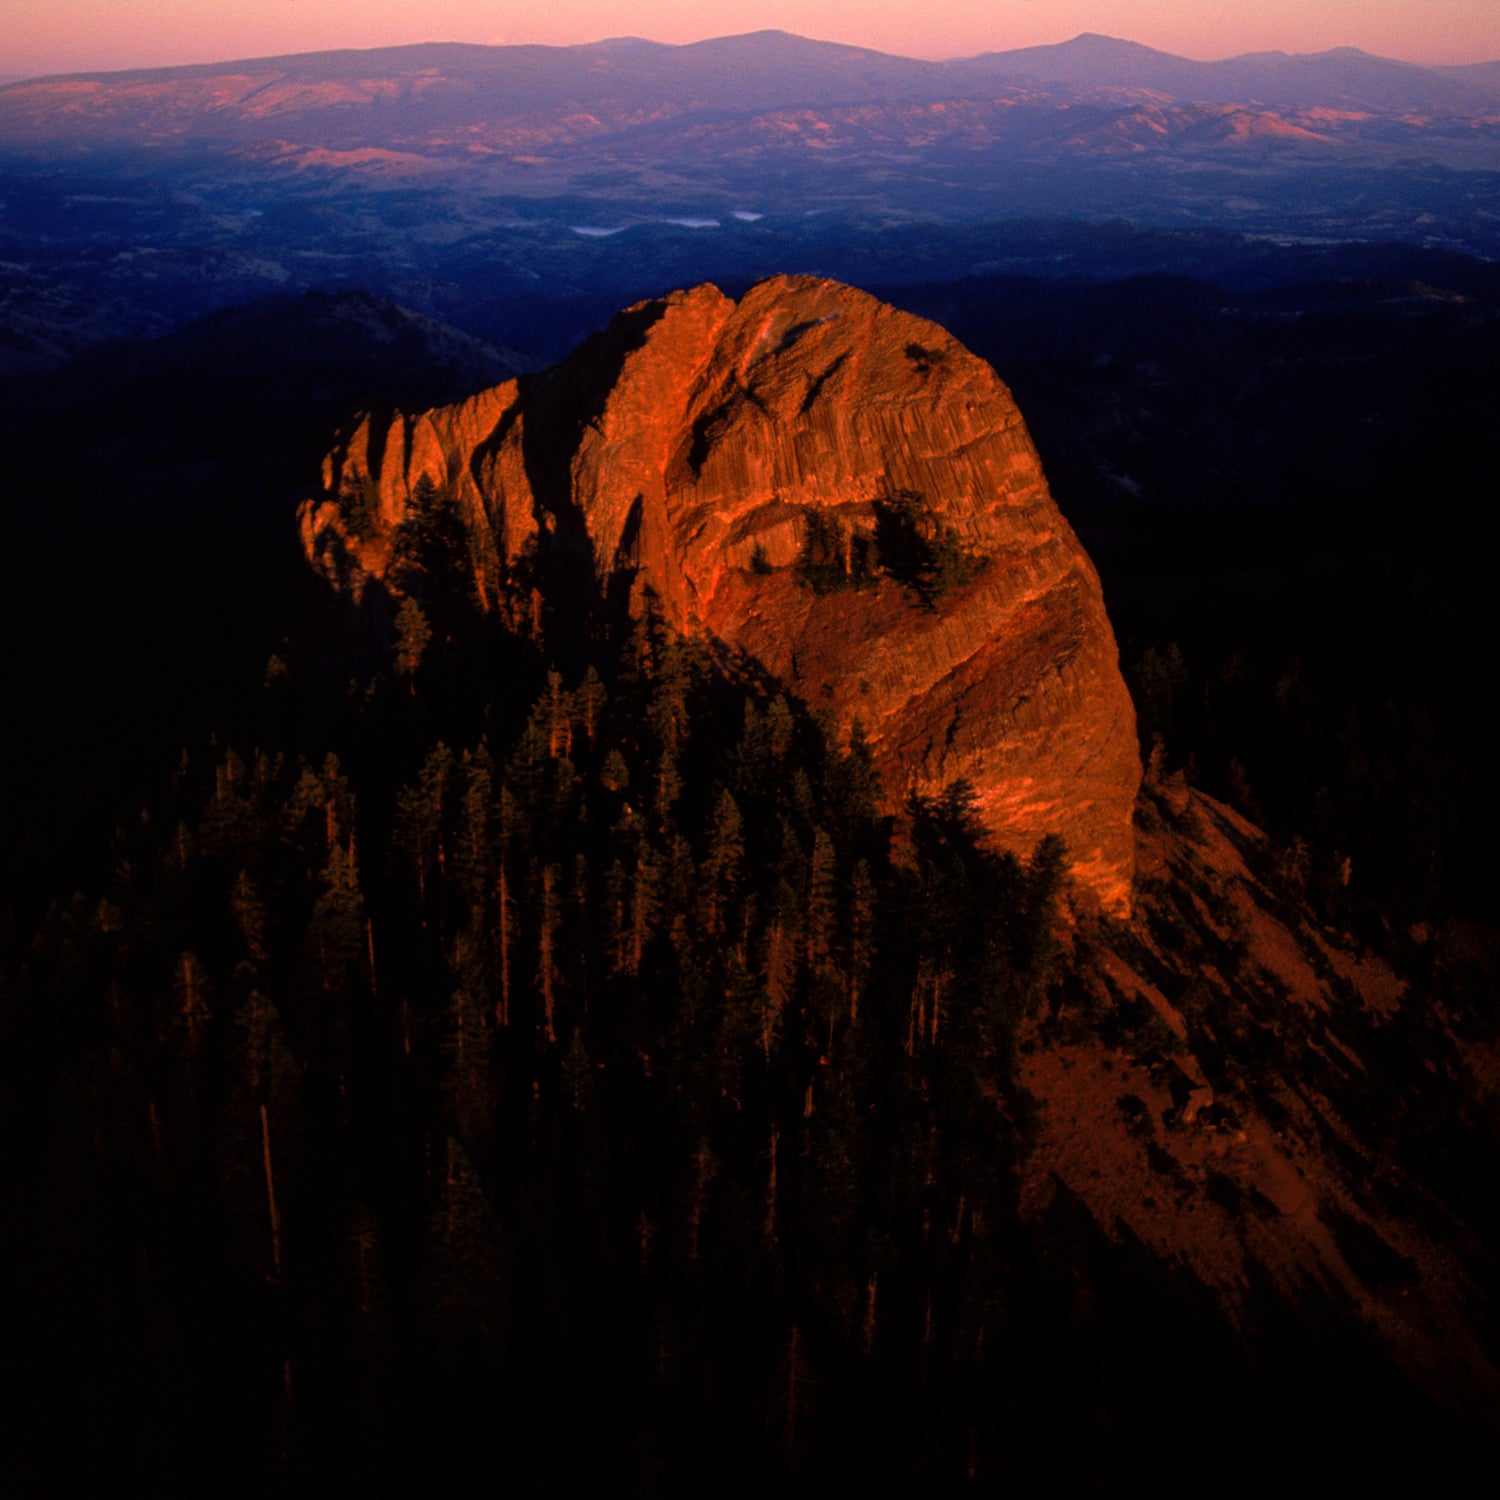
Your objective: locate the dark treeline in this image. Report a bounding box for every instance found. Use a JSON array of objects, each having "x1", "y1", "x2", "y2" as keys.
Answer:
[
  {"x1": 1, "y1": 515, "x2": 1067, "y2": 1488},
  {"x1": 1121, "y1": 544, "x2": 1500, "y2": 938}
]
